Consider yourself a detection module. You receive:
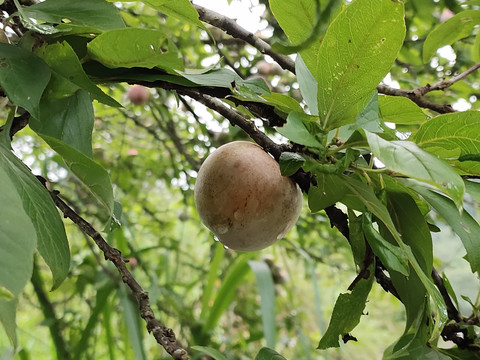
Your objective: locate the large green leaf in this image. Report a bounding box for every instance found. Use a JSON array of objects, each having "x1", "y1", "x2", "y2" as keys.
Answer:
[
  {"x1": 144, "y1": 0, "x2": 207, "y2": 31},
  {"x1": 308, "y1": 174, "x2": 346, "y2": 212},
  {"x1": 362, "y1": 213, "x2": 409, "y2": 276},
  {"x1": 339, "y1": 175, "x2": 447, "y2": 339},
  {"x1": 366, "y1": 131, "x2": 465, "y2": 208},
  {"x1": 0, "y1": 160, "x2": 36, "y2": 298},
  {"x1": 317, "y1": 263, "x2": 374, "y2": 349},
  {"x1": 30, "y1": 90, "x2": 94, "y2": 157},
  {"x1": 423, "y1": 10, "x2": 480, "y2": 63},
  {"x1": 276, "y1": 112, "x2": 323, "y2": 148},
  {"x1": 87, "y1": 28, "x2": 183, "y2": 70},
  {"x1": 414, "y1": 111, "x2": 480, "y2": 175},
  {"x1": 382, "y1": 190, "x2": 434, "y2": 331},
  {"x1": 315, "y1": 0, "x2": 405, "y2": 130},
  {"x1": 405, "y1": 183, "x2": 480, "y2": 274},
  {"x1": 279, "y1": 152, "x2": 305, "y2": 177},
  {"x1": 40, "y1": 135, "x2": 114, "y2": 216},
  {"x1": 378, "y1": 95, "x2": 427, "y2": 125},
  {"x1": 36, "y1": 42, "x2": 120, "y2": 107},
  {"x1": 249, "y1": 261, "x2": 276, "y2": 349},
  {"x1": 0, "y1": 43, "x2": 51, "y2": 118},
  {"x1": 0, "y1": 140, "x2": 70, "y2": 291},
  {"x1": 22, "y1": 0, "x2": 125, "y2": 32},
  {"x1": 385, "y1": 334, "x2": 452, "y2": 360},
  {"x1": 296, "y1": 55, "x2": 318, "y2": 115},
  {"x1": 269, "y1": 0, "x2": 319, "y2": 72}
]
